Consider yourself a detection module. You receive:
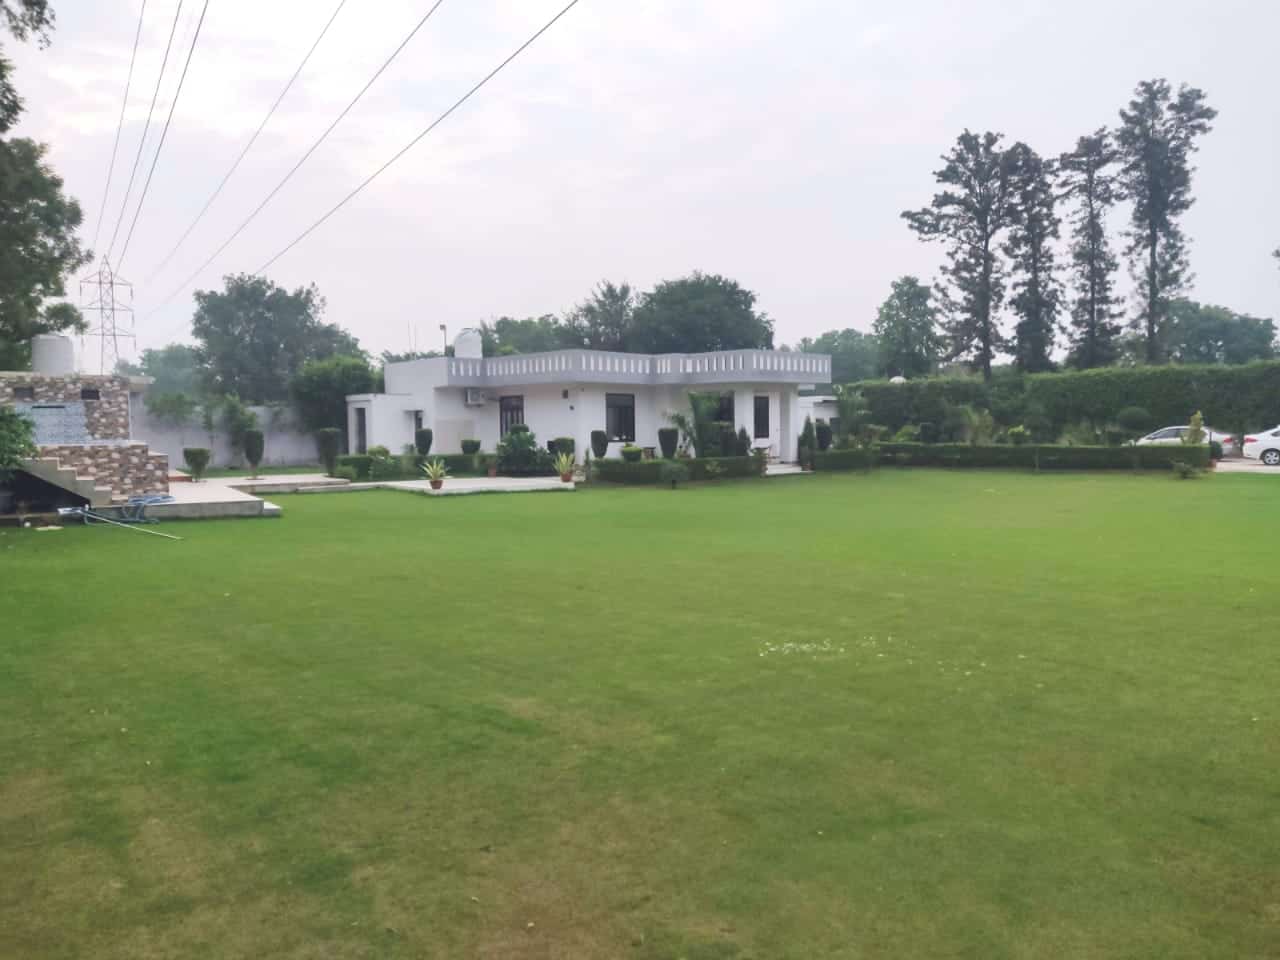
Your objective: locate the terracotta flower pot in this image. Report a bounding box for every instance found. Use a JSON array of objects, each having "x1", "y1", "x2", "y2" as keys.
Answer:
[
  {"x1": 487, "y1": 467, "x2": 498, "y2": 478},
  {"x1": 560, "y1": 472, "x2": 573, "y2": 483},
  {"x1": 429, "y1": 480, "x2": 443, "y2": 490}
]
